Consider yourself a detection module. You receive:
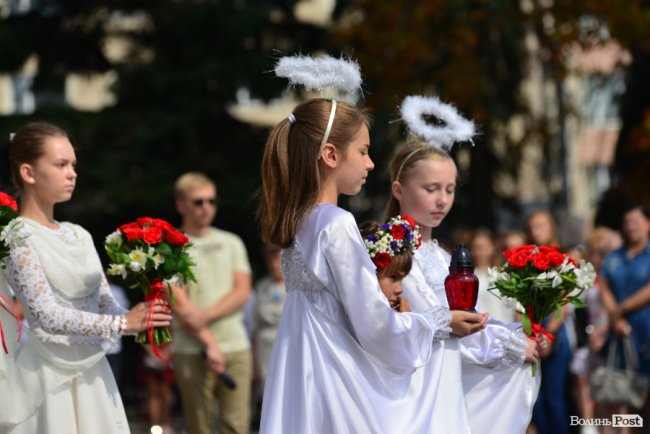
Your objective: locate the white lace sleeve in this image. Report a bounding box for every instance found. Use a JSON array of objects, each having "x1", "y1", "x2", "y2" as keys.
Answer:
[
  {"x1": 459, "y1": 321, "x2": 528, "y2": 369},
  {"x1": 419, "y1": 305, "x2": 453, "y2": 341},
  {"x1": 6, "y1": 243, "x2": 123, "y2": 342},
  {"x1": 97, "y1": 276, "x2": 129, "y2": 316}
]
